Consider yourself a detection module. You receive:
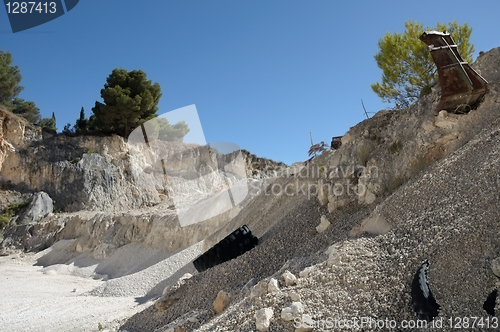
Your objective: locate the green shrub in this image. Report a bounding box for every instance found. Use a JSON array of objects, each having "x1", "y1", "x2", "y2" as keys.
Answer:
[
  {"x1": 410, "y1": 156, "x2": 430, "y2": 176},
  {"x1": 0, "y1": 213, "x2": 10, "y2": 230},
  {"x1": 419, "y1": 84, "x2": 433, "y2": 97},
  {"x1": 390, "y1": 140, "x2": 403, "y2": 154},
  {"x1": 358, "y1": 144, "x2": 375, "y2": 166},
  {"x1": 0, "y1": 200, "x2": 28, "y2": 230},
  {"x1": 386, "y1": 175, "x2": 408, "y2": 194}
]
